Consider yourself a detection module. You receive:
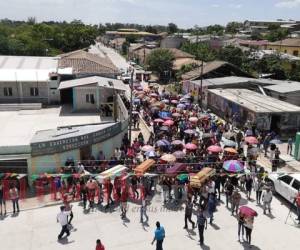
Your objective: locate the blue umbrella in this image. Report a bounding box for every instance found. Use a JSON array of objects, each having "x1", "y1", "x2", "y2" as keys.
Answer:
[
  {"x1": 156, "y1": 139, "x2": 170, "y2": 147},
  {"x1": 222, "y1": 138, "x2": 237, "y2": 147},
  {"x1": 177, "y1": 103, "x2": 185, "y2": 109}
]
